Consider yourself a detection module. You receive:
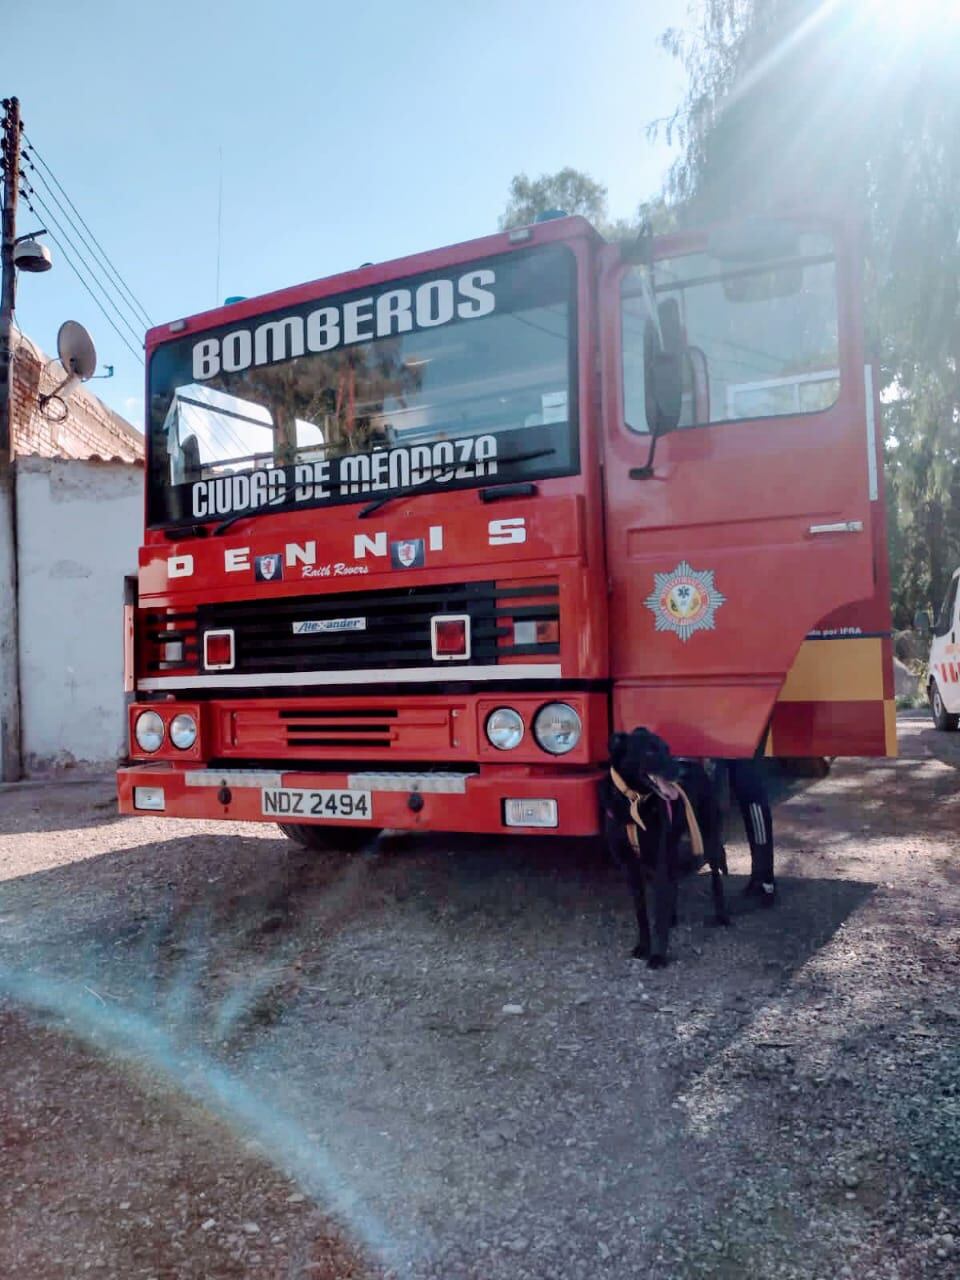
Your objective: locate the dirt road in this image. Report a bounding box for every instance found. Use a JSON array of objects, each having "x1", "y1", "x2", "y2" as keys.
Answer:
[{"x1": 0, "y1": 713, "x2": 957, "y2": 1278}]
